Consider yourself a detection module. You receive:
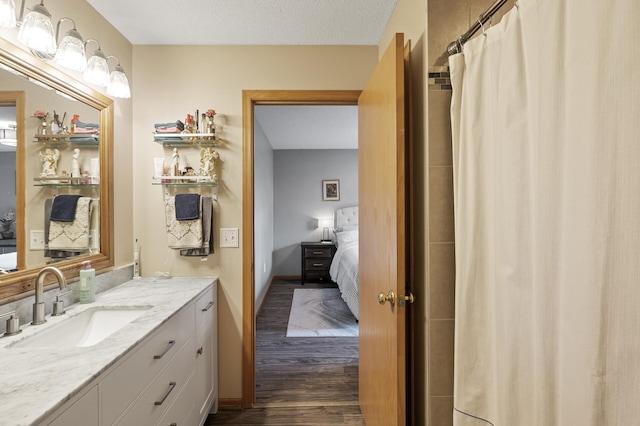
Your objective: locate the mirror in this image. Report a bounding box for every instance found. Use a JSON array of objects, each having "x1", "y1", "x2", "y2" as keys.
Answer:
[{"x1": 0, "y1": 38, "x2": 113, "y2": 301}]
